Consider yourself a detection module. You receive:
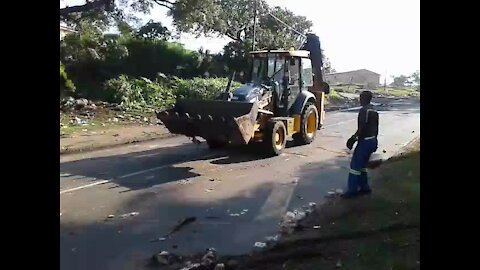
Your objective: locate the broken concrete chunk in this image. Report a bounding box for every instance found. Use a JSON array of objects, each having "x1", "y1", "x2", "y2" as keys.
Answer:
[{"x1": 154, "y1": 251, "x2": 171, "y2": 265}]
